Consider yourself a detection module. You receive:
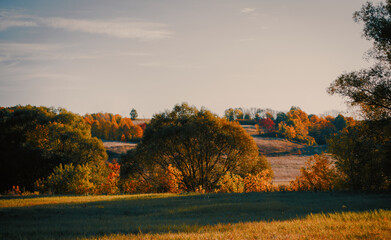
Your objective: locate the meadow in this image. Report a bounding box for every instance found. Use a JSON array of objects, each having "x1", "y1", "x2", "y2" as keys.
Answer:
[{"x1": 1, "y1": 192, "x2": 390, "y2": 239}]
